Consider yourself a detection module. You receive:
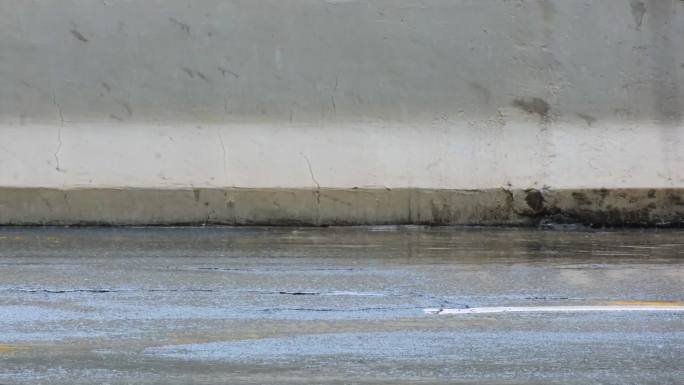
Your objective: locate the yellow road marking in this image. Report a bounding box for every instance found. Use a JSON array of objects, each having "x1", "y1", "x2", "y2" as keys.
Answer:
[
  {"x1": 427, "y1": 305, "x2": 684, "y2": 315},
  {"x1": 0, "y1": 344, "x2": 18, "y2": 353},
  {"x1": 607, "y1": 300, "x2": 682, "y2": 307}
]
